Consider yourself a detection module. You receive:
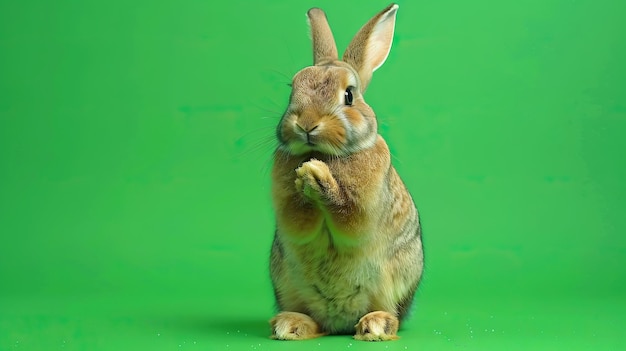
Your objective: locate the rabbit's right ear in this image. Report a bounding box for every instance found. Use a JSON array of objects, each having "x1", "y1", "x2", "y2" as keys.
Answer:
[
  {"x1": 307, "y1": 8, "x2": 339, "y2": 64},
  {"x1": 343, "y1": 4, "x2": 399, "y2": 92}
]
